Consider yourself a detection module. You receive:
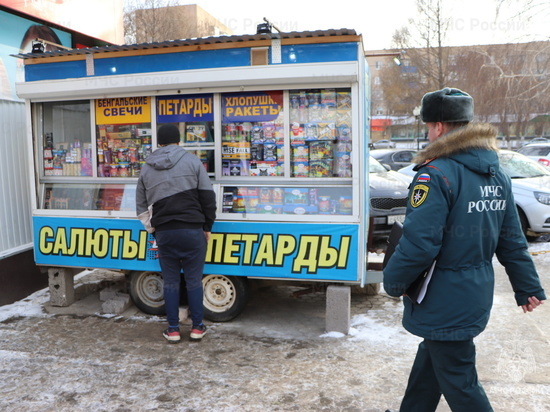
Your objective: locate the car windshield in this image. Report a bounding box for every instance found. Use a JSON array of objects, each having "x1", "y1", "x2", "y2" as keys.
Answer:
[
  {"x1": 369, "y1": 156, "x2": 388, "y2": 173},
  {"x1": 499, "y1": 152, "x2": 550, "y2": 178}
]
